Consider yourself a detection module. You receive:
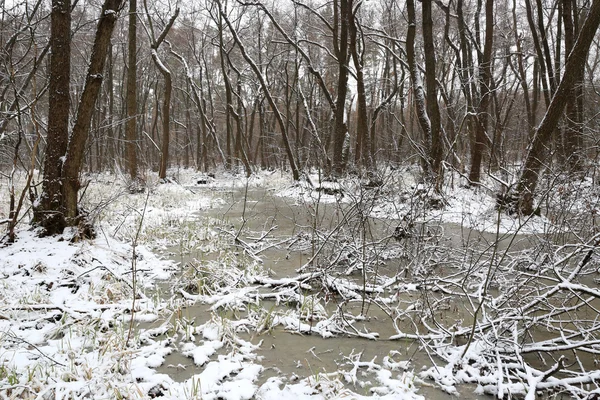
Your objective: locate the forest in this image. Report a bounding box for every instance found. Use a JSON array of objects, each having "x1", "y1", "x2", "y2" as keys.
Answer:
[{"x1": 2, "y1": 0, "x2": 600, "y2": 398}]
